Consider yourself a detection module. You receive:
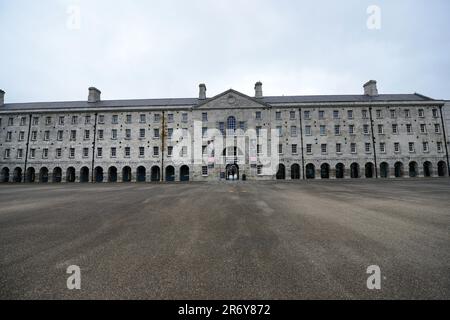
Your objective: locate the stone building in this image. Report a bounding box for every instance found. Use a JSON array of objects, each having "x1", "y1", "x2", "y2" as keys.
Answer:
[{"x1": 0, "y1": 80, "x2": 448, "y2": 183}]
